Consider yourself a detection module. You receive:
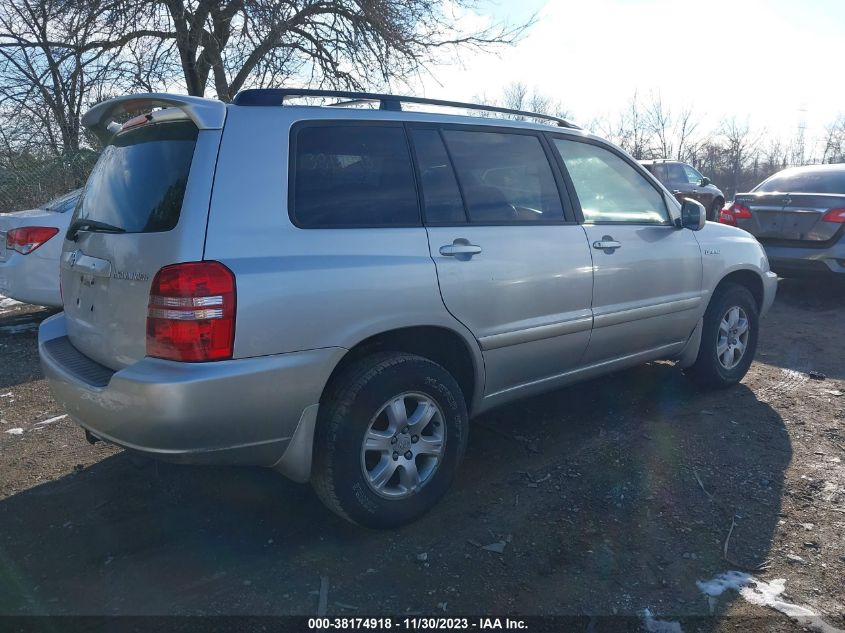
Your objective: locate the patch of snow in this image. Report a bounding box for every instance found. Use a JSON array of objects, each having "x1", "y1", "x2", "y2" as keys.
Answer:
[
  {"x1": 0, "y1": 295, "x2": 23, "y2": 309},
  {"x1": 642, "y1": 608, "x2": 683, "y2": 633},
  {"x1": 5, "y1": 427, "x2": 24, "y2": 435},
  {"x1": 34, "y1": 414, "x2": 67, "y2": 426},
  {"x1": 0, "y1": 392, "x2": 12, "y2": 398},
  {"x1": 697, "y1": 572, "x2": 844, "y2": 633},
  {"x1": 696, "y1": 571, "x2": 752, "y2": 597},
  {"x1": 740, "y1": 578, "x2": 845, "y2": 633}
]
